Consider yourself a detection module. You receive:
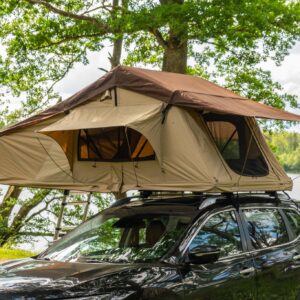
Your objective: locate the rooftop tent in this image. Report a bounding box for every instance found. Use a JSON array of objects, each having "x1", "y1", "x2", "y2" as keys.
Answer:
[{"x1": 0, "y1": 66, "x2": 299, "y2": 193}]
